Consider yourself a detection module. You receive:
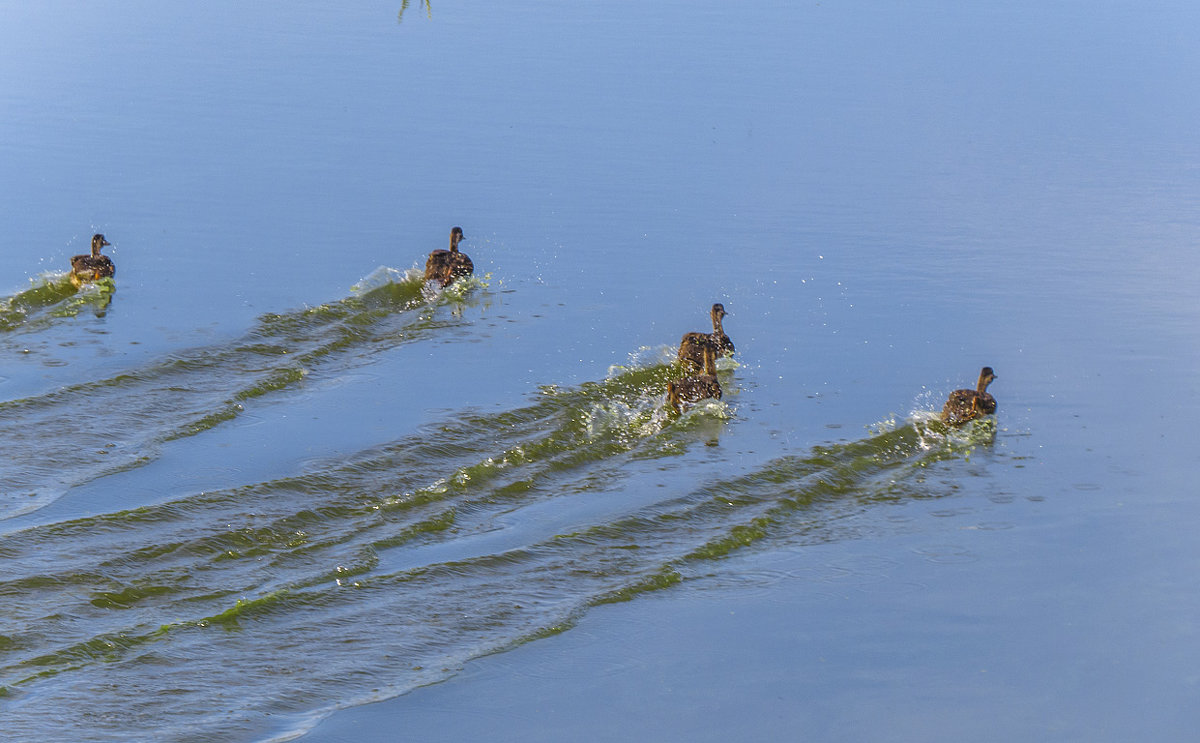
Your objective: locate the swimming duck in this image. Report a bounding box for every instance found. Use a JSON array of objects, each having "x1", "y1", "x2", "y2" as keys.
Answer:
[
  {"x1": 667, "y1": 345, "x2": 722, "y2": 414},
  {"x1": 940, "y1": 366, "x2": 998, "y2": 425},
  {"x1": 69, "y1": 234, "x2": 115, "y2": 288},
  {"x1": 424, "y1": 227, "x2": 473, "y2": 287},
  {"x1": 678, "y1": 303, "x2": 734, "y2": 369}
]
